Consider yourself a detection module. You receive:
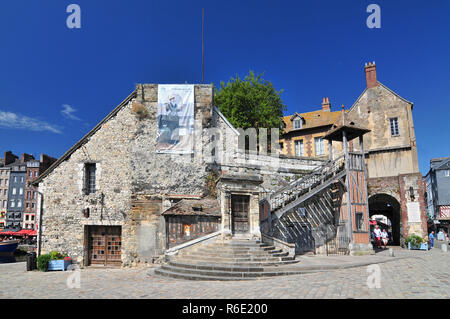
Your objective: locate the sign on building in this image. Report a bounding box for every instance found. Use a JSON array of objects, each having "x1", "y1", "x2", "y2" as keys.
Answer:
[
  {"x1": 407, "y1": 202, "x2": 421, "y2": 223},
  {"x1": 156, "y1": 84, "x2": 195, "y2": 154}
]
